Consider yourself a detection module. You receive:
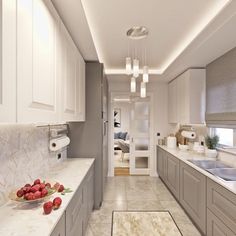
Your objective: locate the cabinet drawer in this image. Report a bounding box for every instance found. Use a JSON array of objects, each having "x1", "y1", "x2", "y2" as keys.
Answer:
[
  {"x1": 66, "y1": 185, "x2": 83, "y2": 236},
  {"x1": 180, "y1": 162, "x2": 206, "y2": 234},
  {"x1": 207, "y1": 179, "x2": 236, "y2": 233},
  {"x1": 207, "y1": 209, "x2": 235, "y2": 236},
  {"x1": 51, "y1": 213, "x2": 66, "y2": 236}
]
